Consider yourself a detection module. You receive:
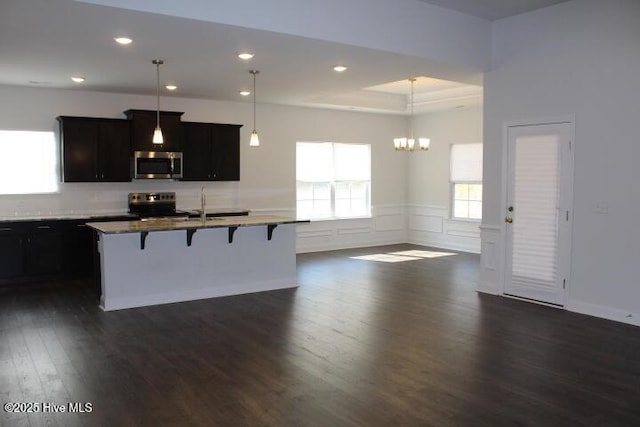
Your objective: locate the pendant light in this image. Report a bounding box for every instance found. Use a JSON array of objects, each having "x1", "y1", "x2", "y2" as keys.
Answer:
[
  {"x1": 249, "y1": 70, "x2": 260, "y2": 147},
  {"x1": 152, "y1": 59, "x2": 164, "y2": 145},
  {"x1": 393, "y1": 78, "x2": 430, "y2": 151}
]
